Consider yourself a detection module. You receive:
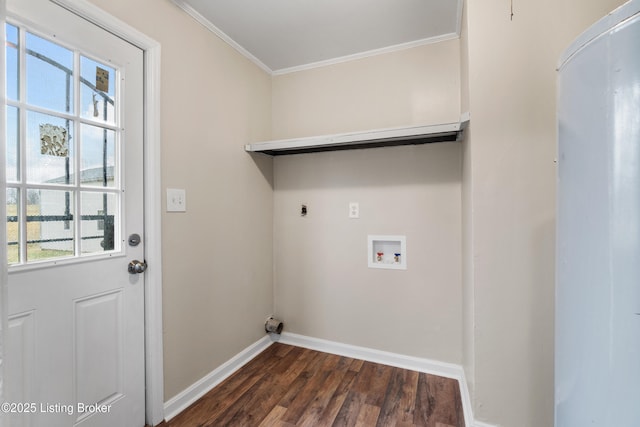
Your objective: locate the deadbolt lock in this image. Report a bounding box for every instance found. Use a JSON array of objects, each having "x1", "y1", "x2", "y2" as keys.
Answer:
[{"x1": 128, "y1": 233, "x2": 141, "y2": 247}]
